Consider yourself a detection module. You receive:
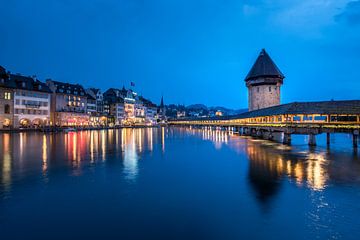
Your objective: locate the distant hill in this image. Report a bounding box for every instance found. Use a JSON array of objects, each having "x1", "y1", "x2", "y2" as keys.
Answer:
[
  {"x1": 186, "y1": 104, "x2": 208, "y2": 110},
  {"x1": 166, "y1": 103, "x2": 248, "y2": 118}
]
